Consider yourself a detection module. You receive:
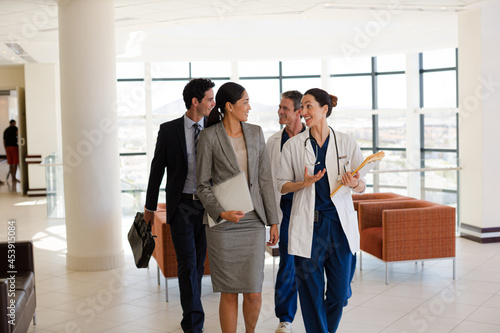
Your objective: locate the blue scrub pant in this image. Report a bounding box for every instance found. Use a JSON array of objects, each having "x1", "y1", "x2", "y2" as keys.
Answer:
[
  {"x1": 294, "y1": 213, "x2": 356, "y2": 333},
  {"x1": 274, "y1": 215, "x2": 298, "y2": 323}
]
